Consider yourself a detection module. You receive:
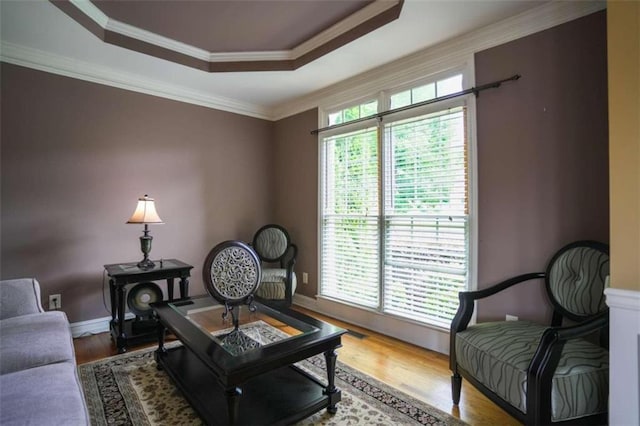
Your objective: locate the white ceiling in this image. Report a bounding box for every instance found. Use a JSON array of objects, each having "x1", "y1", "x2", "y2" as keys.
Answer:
[{"x1": 1, "y1": 1, "x2": 598, "y2": 120}]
